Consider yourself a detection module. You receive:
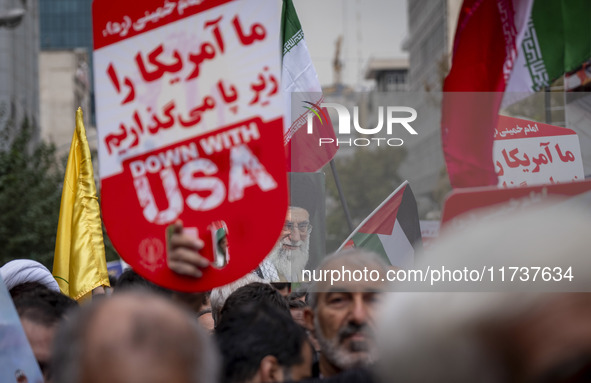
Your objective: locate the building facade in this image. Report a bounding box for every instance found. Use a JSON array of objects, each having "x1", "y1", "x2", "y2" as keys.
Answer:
[
  {"x1": 0, "y1": 0, "x2": 40, "y2": 148},
  {"x1": 38, "y1": 0, "x2": 93, "y2": 152},
  {"x1": 39, "y1": 49, "x2": 90, "y2": 153},
  {"x1": 394, "y1": 0, "x2": 462, "y2": 217},
  {"x1": 39, "y1": 0, "x2": 94, "y2": 121}
]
